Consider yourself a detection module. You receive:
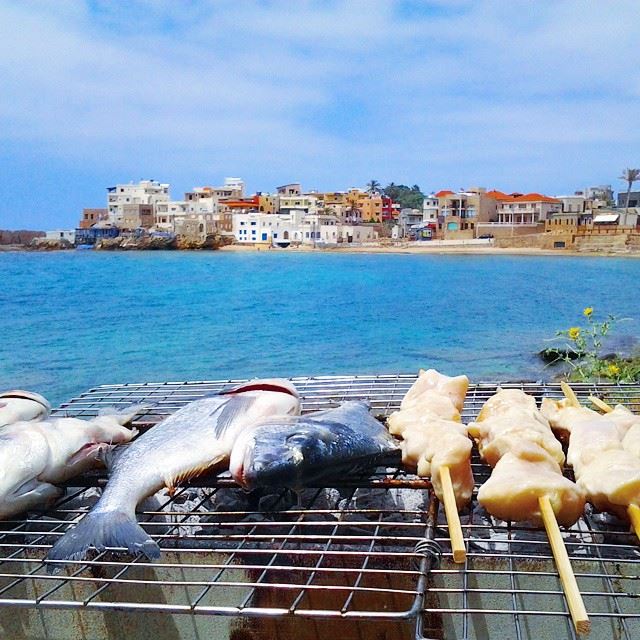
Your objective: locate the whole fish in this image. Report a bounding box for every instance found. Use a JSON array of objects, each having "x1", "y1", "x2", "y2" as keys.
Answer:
[
  {"x1": 47, "y1": 379, "x2": 301, "y2": 565},
  {"x1": 229, "y1": 401, "x2": 401, "y2": 490},
  {"x1": 0, "y1": 407, "x2": 138, "y2": 519},
  {"x1": 0, "y1": 390, "x2": 51, "y2": 427}
]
